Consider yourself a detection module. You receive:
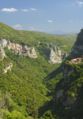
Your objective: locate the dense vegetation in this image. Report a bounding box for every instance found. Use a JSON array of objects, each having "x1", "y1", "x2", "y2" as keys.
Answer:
[
  {"x1": 54, "y1": 62, "x2": 83, "y2": 119},
  {"x1": 40, "y1": 28, "x2": 83, "y2": 119},
  {"x1": 0, "y1": 23, "x2": 77, "y2": 119}
]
